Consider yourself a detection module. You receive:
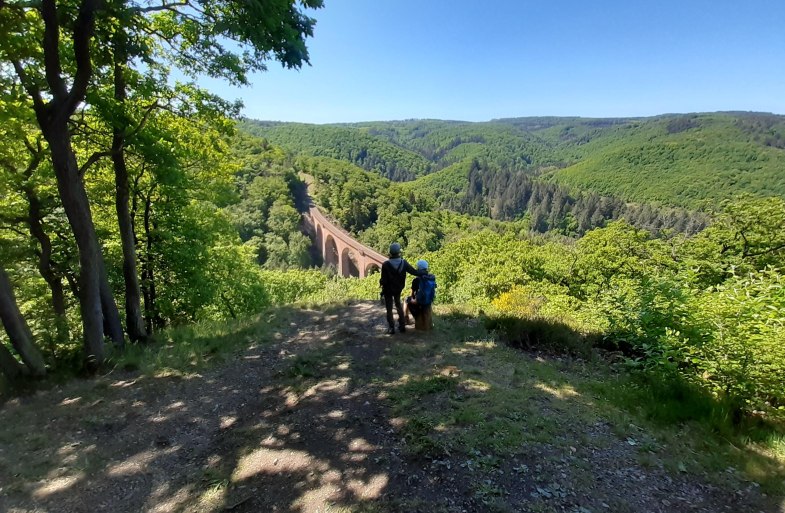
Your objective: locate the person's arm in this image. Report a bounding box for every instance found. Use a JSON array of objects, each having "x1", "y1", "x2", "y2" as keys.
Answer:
[
  {"x1": 404, "y1": 260, "x2": 423, "y2": 276},
  {"x1": 379, "y1": 262, "x2": 388, "y2": 288}
]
